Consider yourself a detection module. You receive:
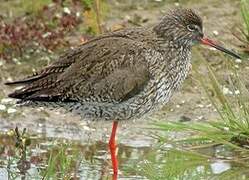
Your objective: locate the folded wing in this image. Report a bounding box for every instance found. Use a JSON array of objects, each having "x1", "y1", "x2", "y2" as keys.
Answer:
[{"x1": 6, "y1": 36, "x2": 151, "y2": 104}]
